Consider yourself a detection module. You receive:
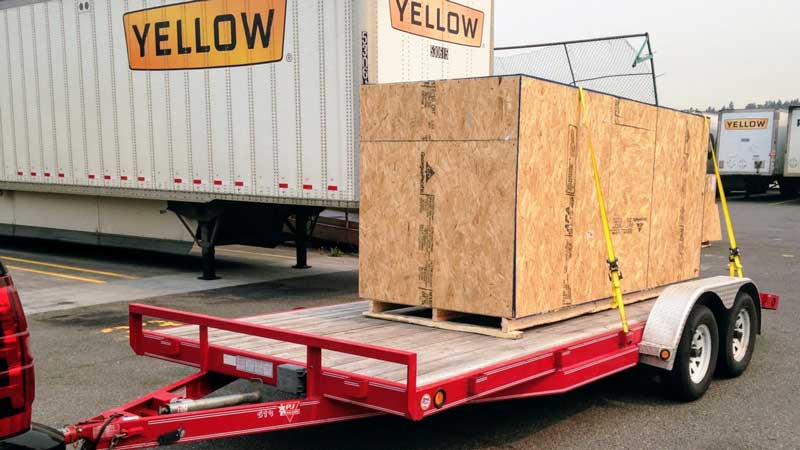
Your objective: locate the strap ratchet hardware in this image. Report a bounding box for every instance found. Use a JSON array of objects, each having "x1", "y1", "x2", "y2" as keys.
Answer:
[
  {"x1": 706, "y1": 118, "x2": 744, "y2": 278},
  {"x1": 578, "y1": 88, "x2": 629, "y2": 333}
]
